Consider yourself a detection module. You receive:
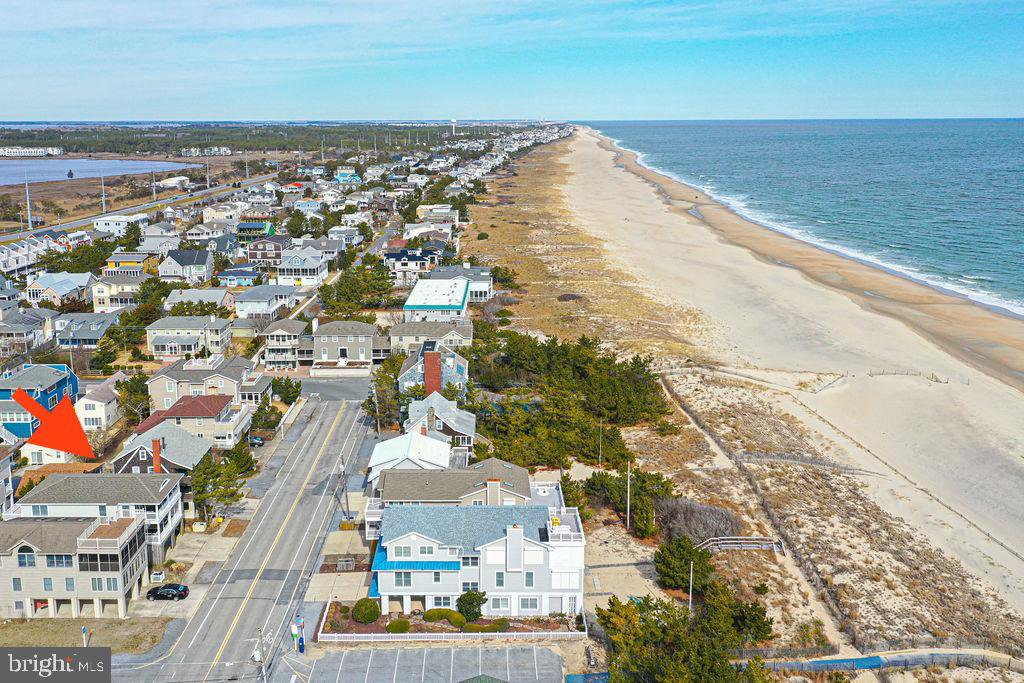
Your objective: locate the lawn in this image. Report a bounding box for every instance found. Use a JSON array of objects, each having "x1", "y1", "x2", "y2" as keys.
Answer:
[{"x1": 0, "y1": 617, "x2": 173, "y2": 654}]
